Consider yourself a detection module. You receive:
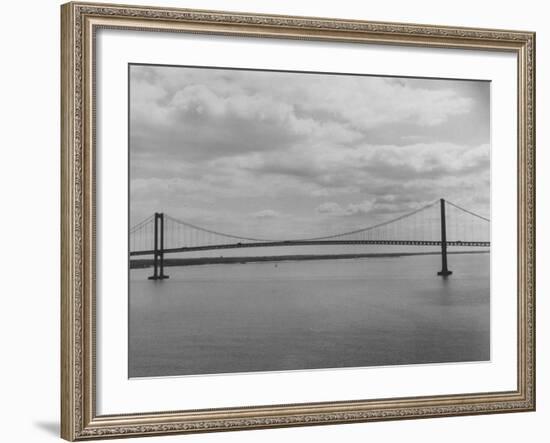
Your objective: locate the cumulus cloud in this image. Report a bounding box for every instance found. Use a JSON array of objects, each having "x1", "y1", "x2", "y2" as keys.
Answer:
[
  {"x1": 317, "y1": 202, "x2": 343, "y2": 215},
  {"x1": 317, "y1": 200, "x2": 375, "y2": 217},
  {"x1": 130, "y1": 66, "x2": 477, "y2": 164},
  {"x1": 129, "y1": 65, "x2": 490, "y2": 236}
]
